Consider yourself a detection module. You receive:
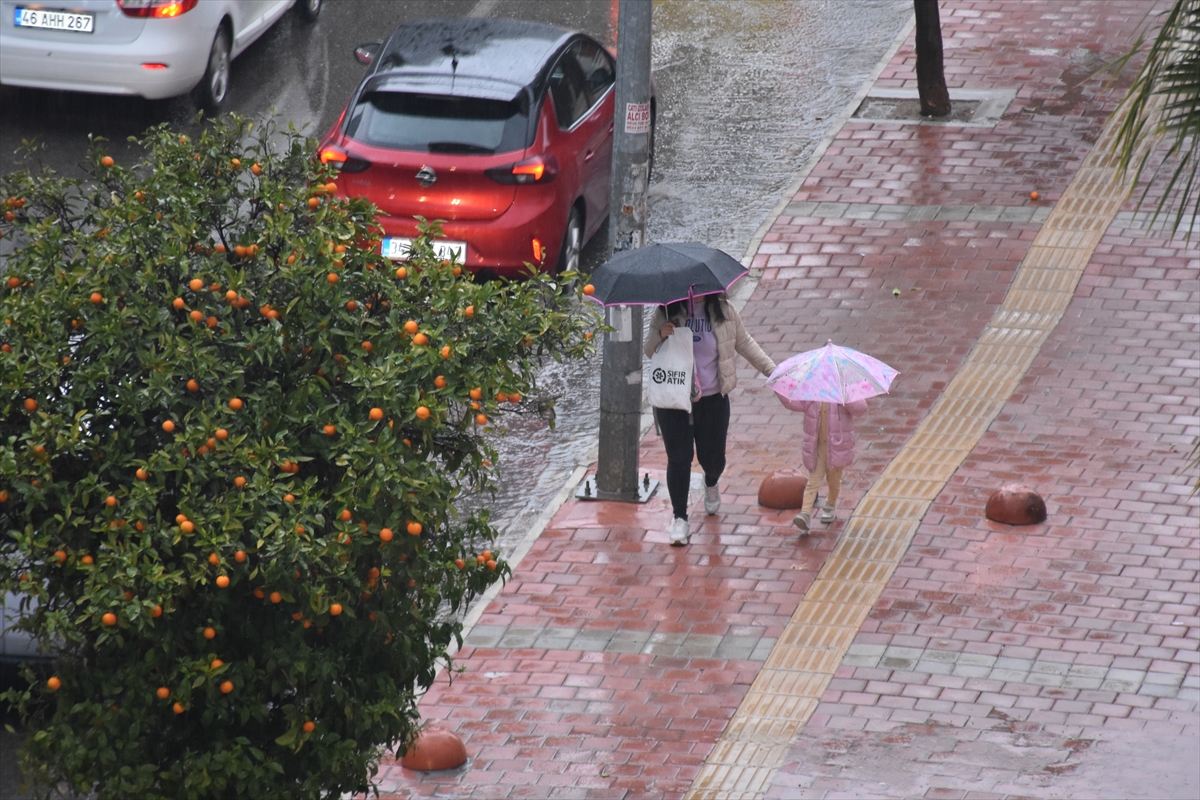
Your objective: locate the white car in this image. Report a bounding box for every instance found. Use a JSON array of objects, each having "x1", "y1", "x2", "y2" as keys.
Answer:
[{"x1": 0, "y1": 0, "x2": 321, "y2": 111}]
